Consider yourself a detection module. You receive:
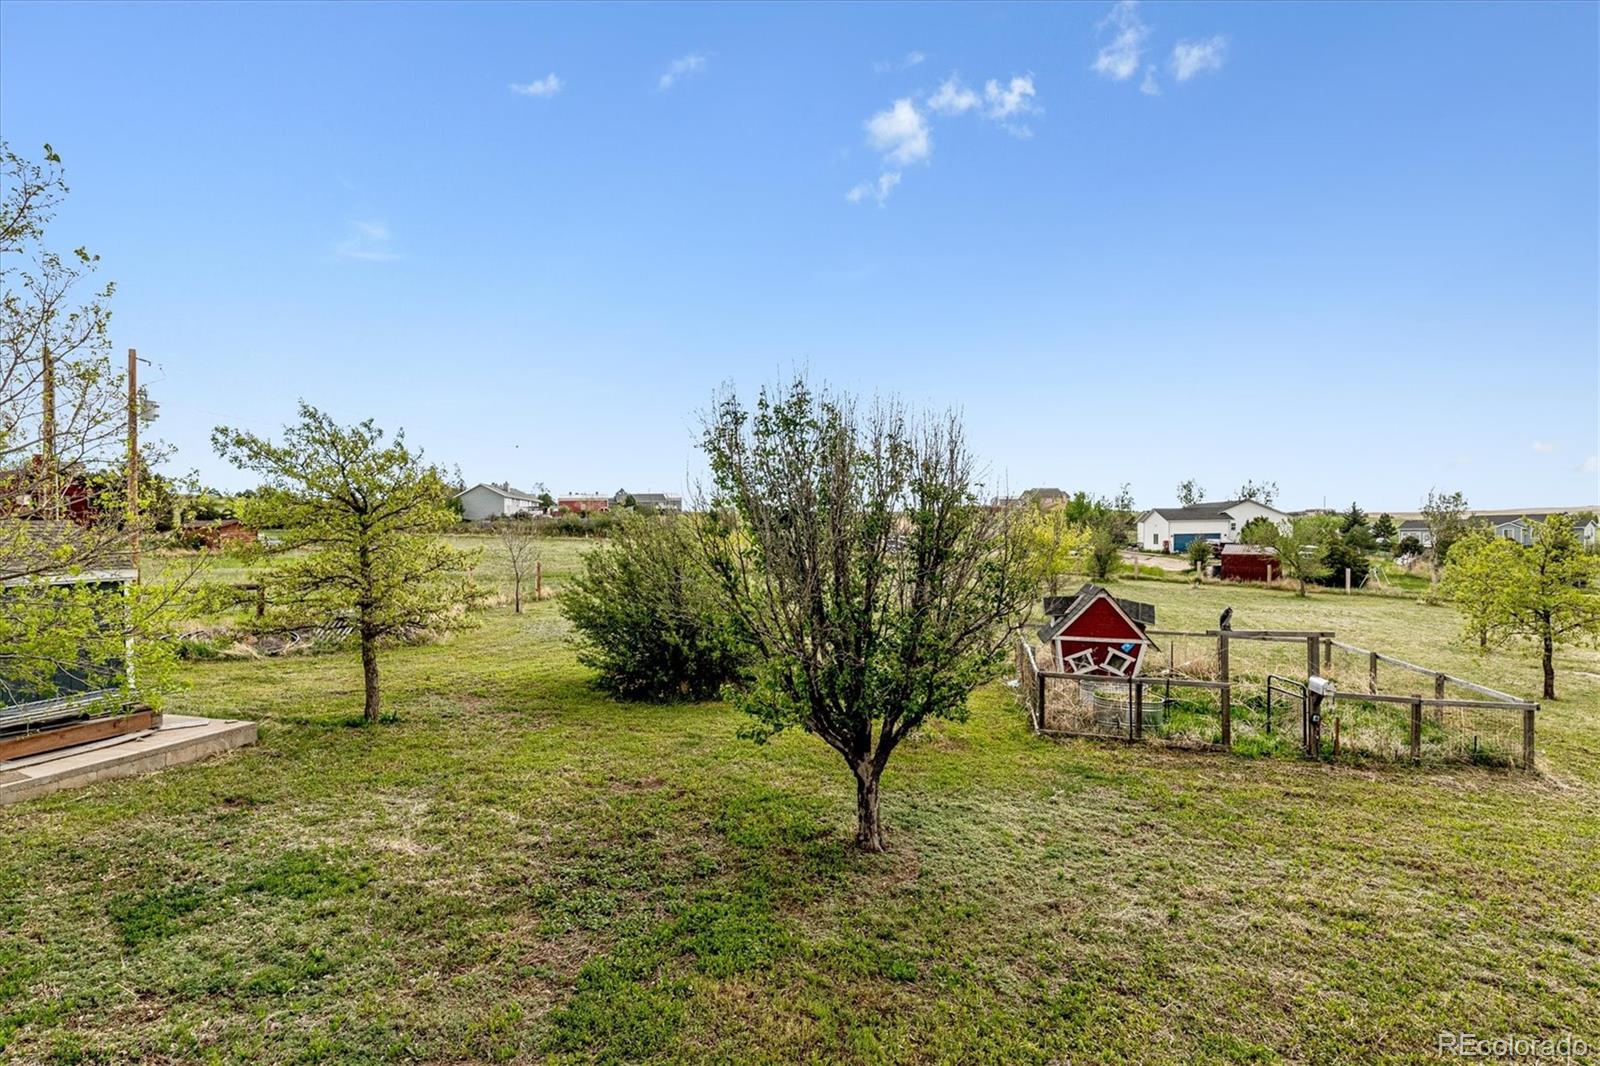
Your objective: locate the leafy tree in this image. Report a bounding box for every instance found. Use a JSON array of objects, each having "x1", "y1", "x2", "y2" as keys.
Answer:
[
  {"x1": 1272, "y1": 515, "x2": 1337, "y2": 596},
  {"x1": 1440, "y1": 527, "x2": 1513, "y2": 649},
  {"x1": 0, "y1": 142, "x2": 200, "y2": 712},
  {"x1": 1340, "y1": 502, "x2": 1368, "y2": 535},
  {"x1": 698, "y1": 379, "x2": 1033, "y2": 851},
  {"x1": 1396, "y1": 534, "x2": 1424, "y2": 558},
  {"x1": 537, "y1": 490, "x2": 556, "y2": 513},
  {"x1": 1320, "y1": 532, "x2": 1371, "y2": 588},
  {"x1": 1020, "y1": 499, "x2": 1091, "y2": 595},
  {"x1": 1084, "y1": 524, "x2": 1122, "y2": 581},
  {"x1": 1186, "y1": 537, "x2": 1214, "y2": 572},
  {"x1": 1444, "y1": 516, "x2": 1600, "y2": 698},
  {"x1": 1176, "y1": 479, "x2": 1205, "y2": 507},
  {"x1": 496, "y1": 519, "x2": 540, "y2": 613},
  {"x1": 1239, "y1": 516, "x2": 1278, "y2": 546},
  {"x1": 562, "y1": 511, "x2": 745, "y2": 701},
  {"x1": 1372, "y1": 512, "x2": 1398, "y2": 546},
  {"x1": 1236, "y1": 480, "x2": 1279, "y2": 506},
  {"x1": 1421, "y1": 489, "x2": 1470, "y2": 588},
  {"x1": 212, "y1": 404, "x2": 480, "y2": 722}
]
